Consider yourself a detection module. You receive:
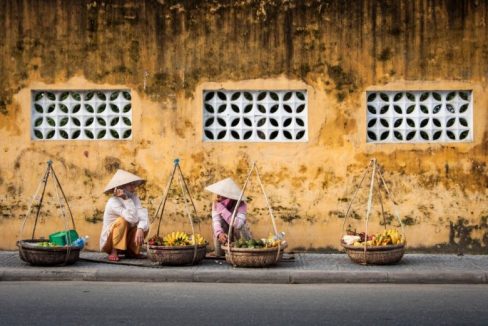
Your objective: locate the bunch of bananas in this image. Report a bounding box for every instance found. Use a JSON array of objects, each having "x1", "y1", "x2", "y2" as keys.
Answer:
[
  {"x1": 353, "y1": 229, "x2": 404, "y2": 247},
  {"x1": 188, "y1": 233, "x2": 206, "y2": 245},
  {"x1": 149, "y1": 231, "x2": 206, "y2": 246},
  {"x1": 163, "y1": 231, "x2": 189, "y2": 246}
]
